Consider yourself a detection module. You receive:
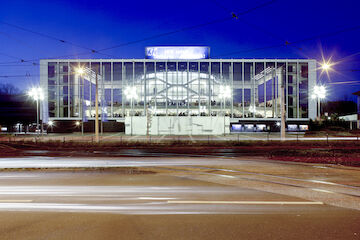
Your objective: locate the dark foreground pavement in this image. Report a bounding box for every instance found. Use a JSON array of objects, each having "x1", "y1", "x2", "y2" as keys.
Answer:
[
  {"x1": 0, "y1": 169, "x2": 358, "y2": 239},
  {"x1": 1, "y1": 210, "x2": 359, "y2": 240}
]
